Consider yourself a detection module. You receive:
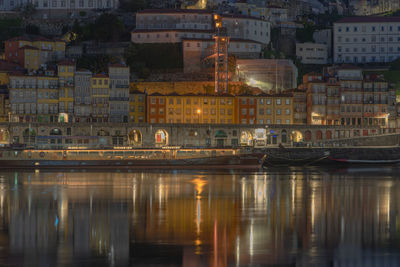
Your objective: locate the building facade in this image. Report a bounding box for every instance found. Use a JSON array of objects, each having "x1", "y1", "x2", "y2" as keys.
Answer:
[
  {"x1": 129, "y1": 90, "x2": 146, "y2": 123},
  {"x1": 5, "y1": 36, "x2": 65, "y2": 71},
  {"x1": 109, "y1": 64, "x2": 129, "y2": 123},
  {"x1": 296, "y1": 42, "x2": 328, "y2": 65},
  {"x1": 74, "y1": 69, "x2": 92, "y2": 123},
  {"x1": 304, "y1": 66, "x2": 393, "y2": 127},
  {"x1": 334, "y1": 17, "x2": 400, "y2": 63}
]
